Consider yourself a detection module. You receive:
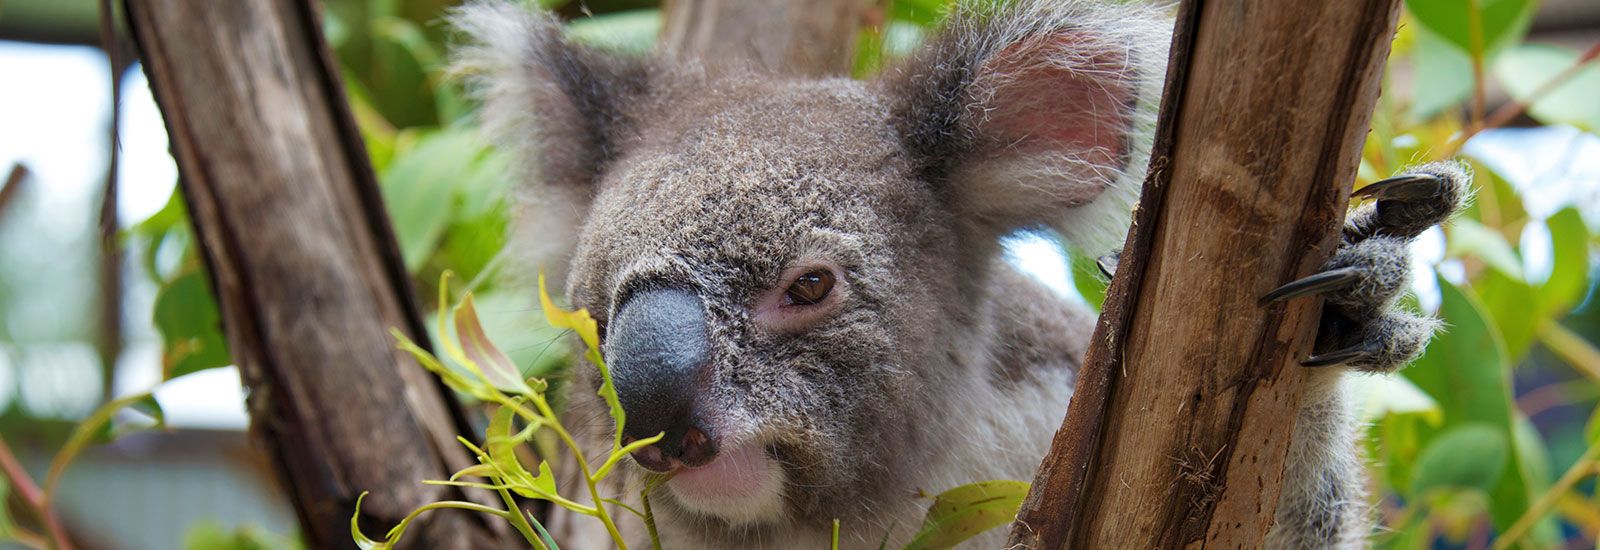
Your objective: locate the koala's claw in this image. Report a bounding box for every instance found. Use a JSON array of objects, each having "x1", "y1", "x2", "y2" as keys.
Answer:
[
  {"x1": 1260, "y1": 267, "x2": 1361, "y2": 305},
  {"x1": 1266, "y1": 162, "x2": 1470, "y2": 372},
  {"x1": 1301, "y1": 343, "x2": 1376, "y2": 368},
  {"x1": 1349, "y1": 173, "x2": 1445, "y2": 202}
]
